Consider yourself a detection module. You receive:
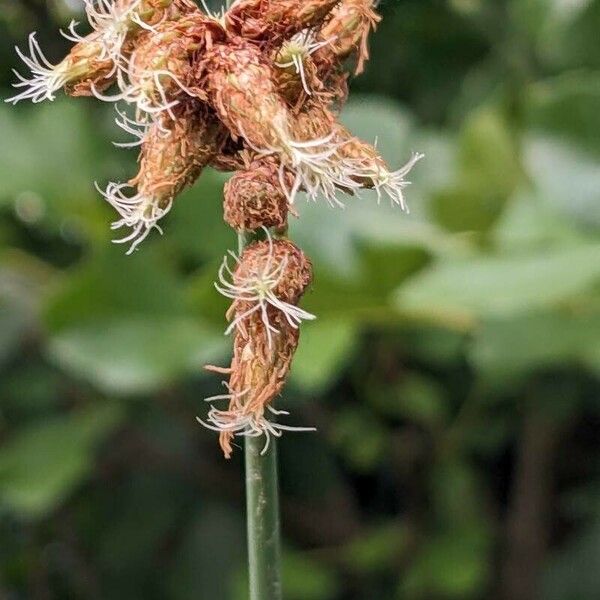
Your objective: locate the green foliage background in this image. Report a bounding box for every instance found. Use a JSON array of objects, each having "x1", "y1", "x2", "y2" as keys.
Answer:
[{"x1": 1, "y1": 1, "x2": 599, "y2": 598}]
